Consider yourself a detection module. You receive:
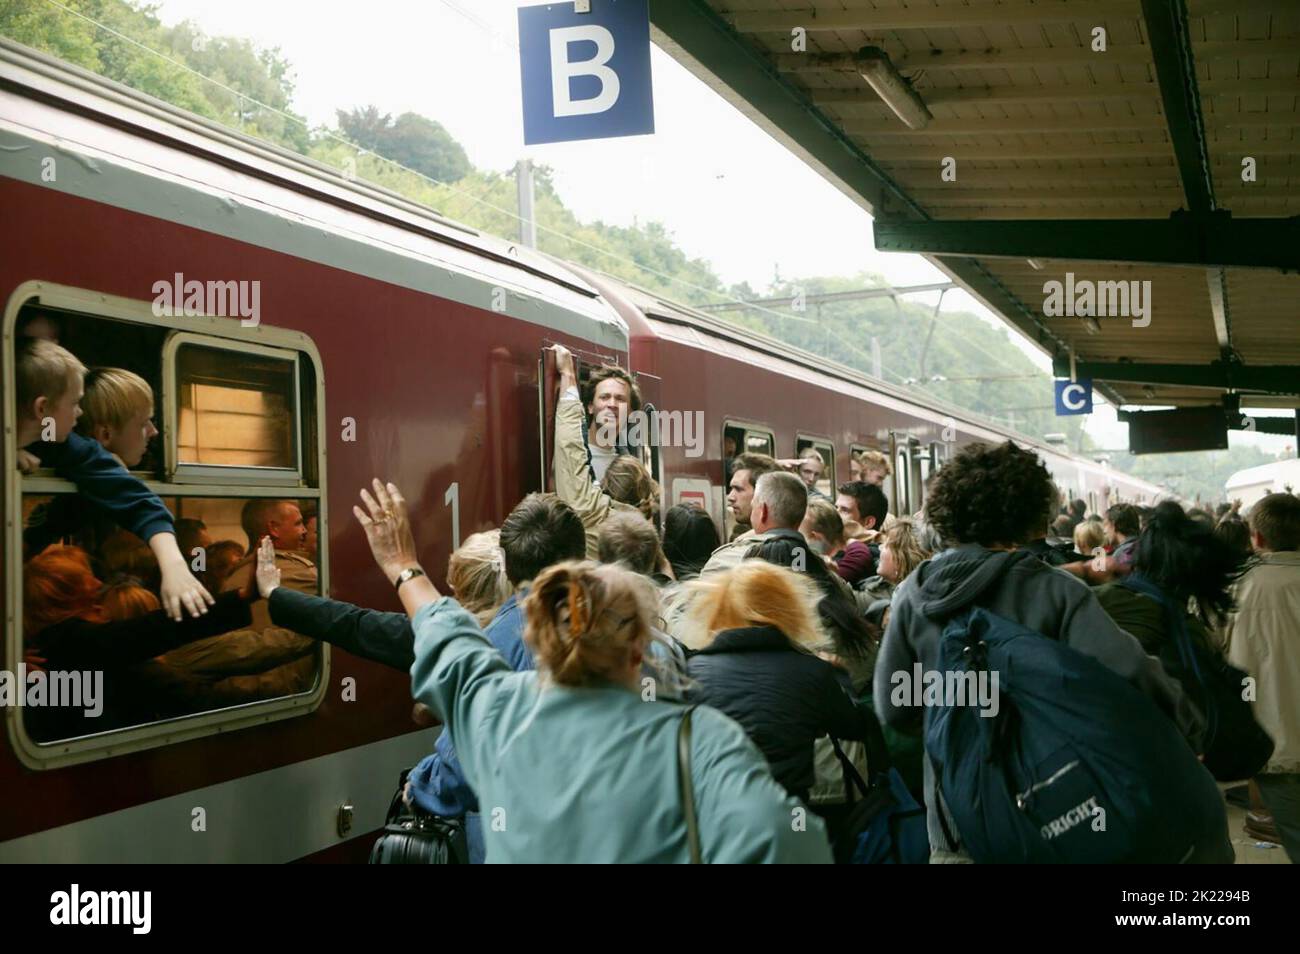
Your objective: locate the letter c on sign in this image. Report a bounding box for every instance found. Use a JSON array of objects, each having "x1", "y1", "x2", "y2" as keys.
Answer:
[{"x1": 1062, "y1": 383, "x2": 1087, "y2": 411}]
